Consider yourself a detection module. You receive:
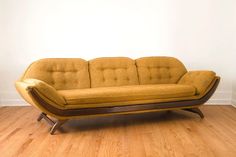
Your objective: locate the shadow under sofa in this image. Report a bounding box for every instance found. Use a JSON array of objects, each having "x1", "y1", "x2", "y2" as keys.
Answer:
[{"x1": 15, "y1": 57, "x2": 220, "y2": 134}]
